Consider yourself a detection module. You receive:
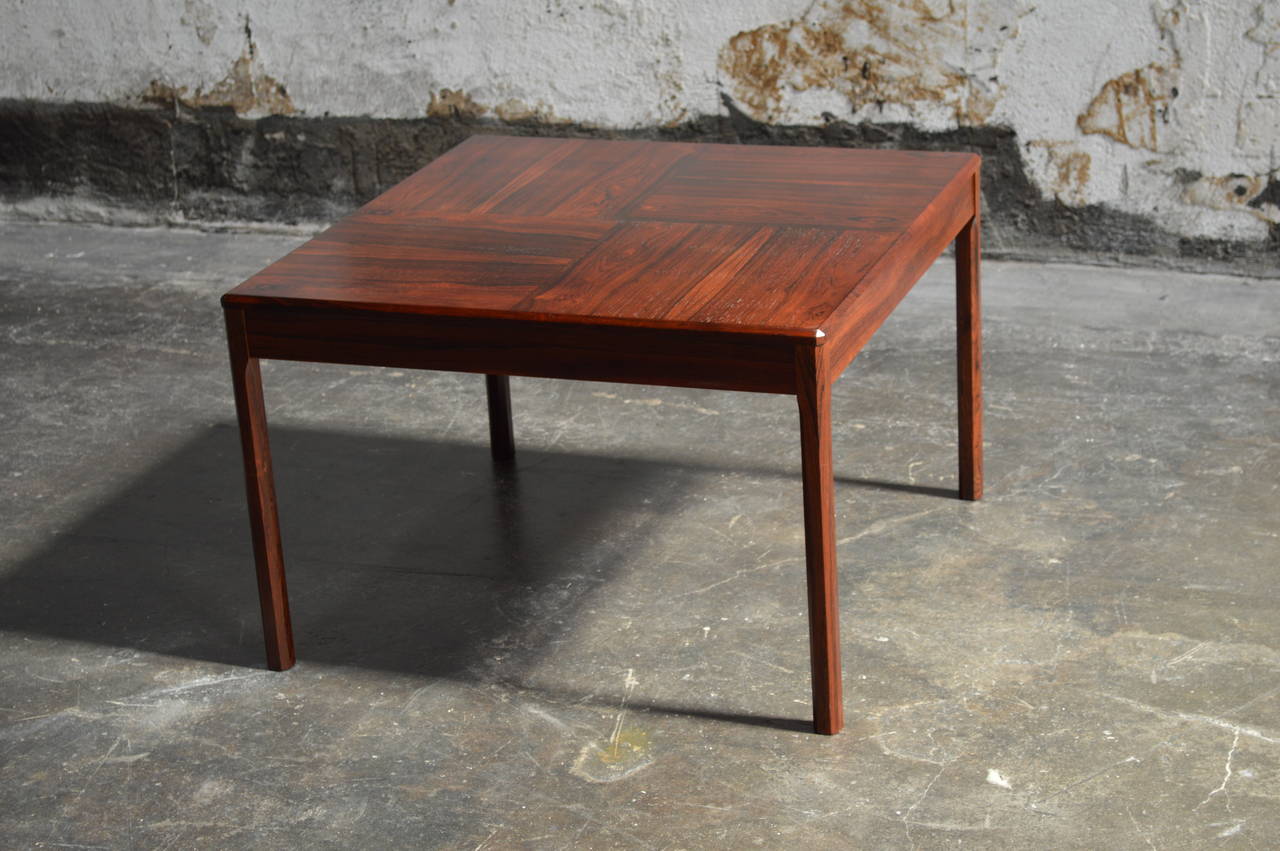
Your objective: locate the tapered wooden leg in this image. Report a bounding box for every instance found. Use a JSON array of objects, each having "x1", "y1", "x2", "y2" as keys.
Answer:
[
  {"x1": 795, "y1": 344, "x2": 843, "y2": 735},
  {"x1": 225, "y1": 307, "x2": 295, "y2": 671},
  {"x1": 956, "y1": 198, "x2": 983, "y2": 501},
  {"x1": 485, "y1": 374, "x2": 515, "y2": 464}
]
